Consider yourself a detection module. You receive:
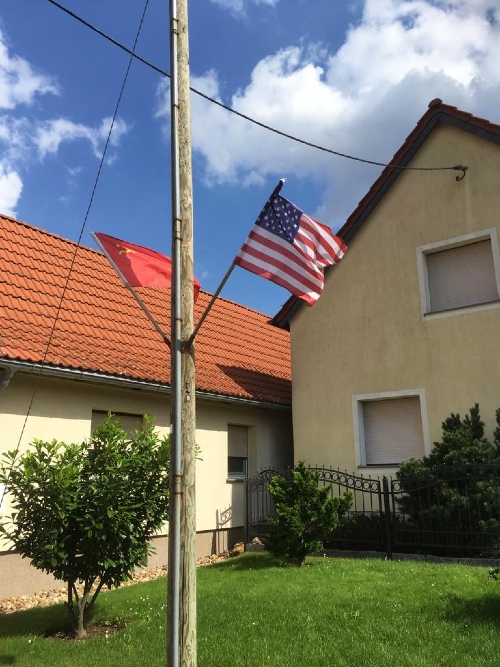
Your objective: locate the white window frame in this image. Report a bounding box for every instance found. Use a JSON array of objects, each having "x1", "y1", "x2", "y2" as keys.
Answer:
[
  {"x1": 352, "y1": 389, "x2": 430, "y2": 469},
  {"x1": 227, "y1": 456, "x2": 248, "y2": 481},
  {"x1": 416, "y1": 228, "x2": 500, "y2": 320}
]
